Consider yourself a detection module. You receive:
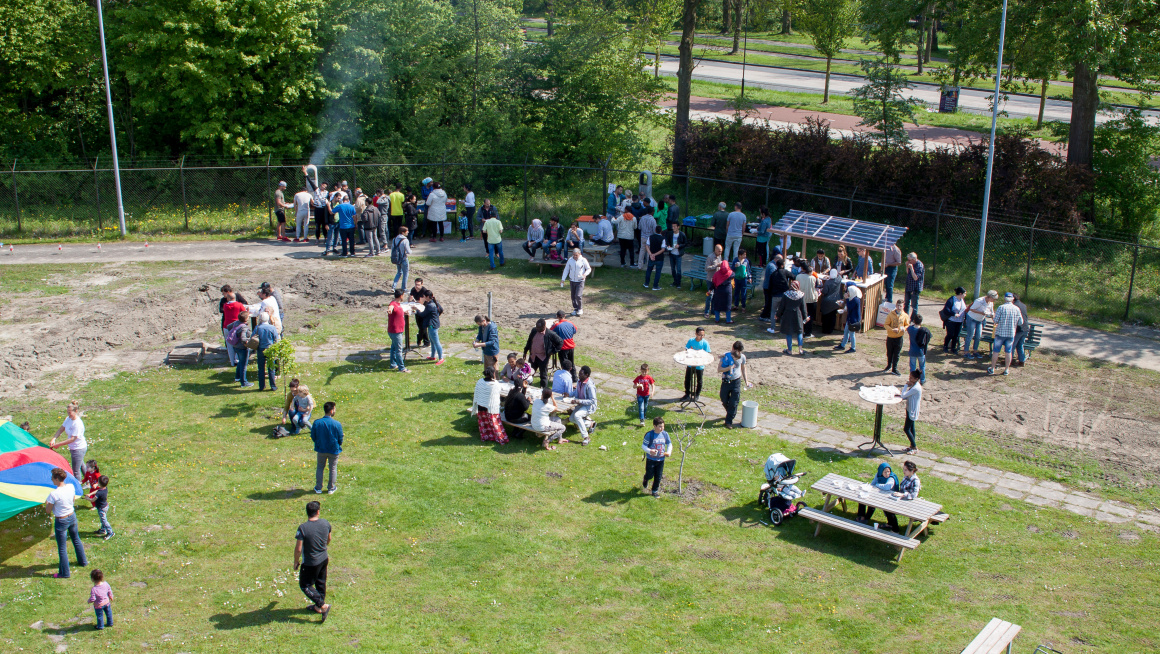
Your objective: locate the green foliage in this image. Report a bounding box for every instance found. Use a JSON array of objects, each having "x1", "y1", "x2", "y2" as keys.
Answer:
[
  {"x1": 1093, "y1": 109, "x2": 1160, "y2": 237},
  {"x1": 856, "y1": 0, "x2": 912, "y2": 62},
  {"x1": 265, "y1": 338, "x2": 300, "y2": 382},
  {"x1": 850, "y1": 59, "x2": 922, "y2": 148},
  {"x1": 796, "y1": 0, "x2": 857, "y2": 102}
]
